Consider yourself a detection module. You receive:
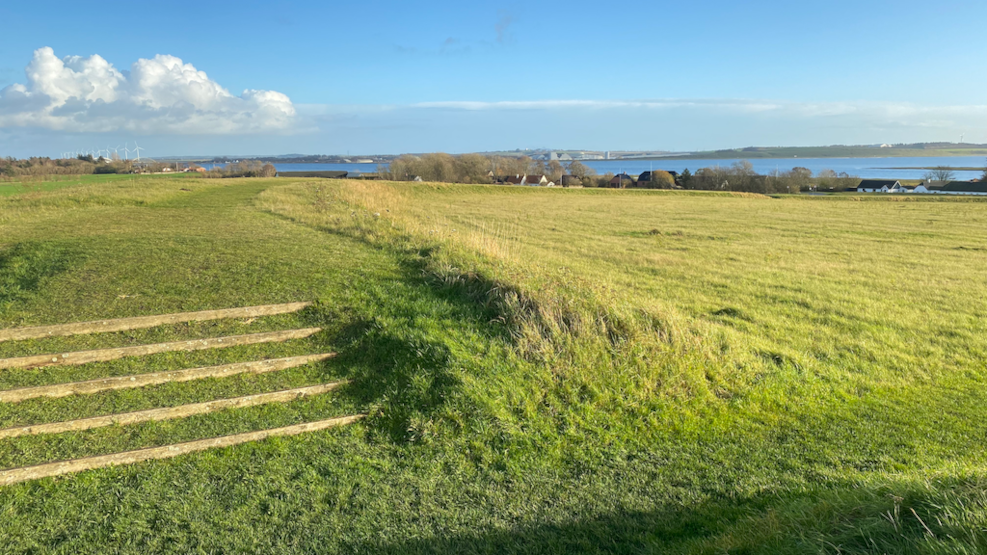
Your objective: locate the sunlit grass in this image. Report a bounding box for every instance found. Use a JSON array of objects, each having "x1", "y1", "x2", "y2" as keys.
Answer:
[{"x1": 0, "y1": 176, "x2": 984, "y2": 553}]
